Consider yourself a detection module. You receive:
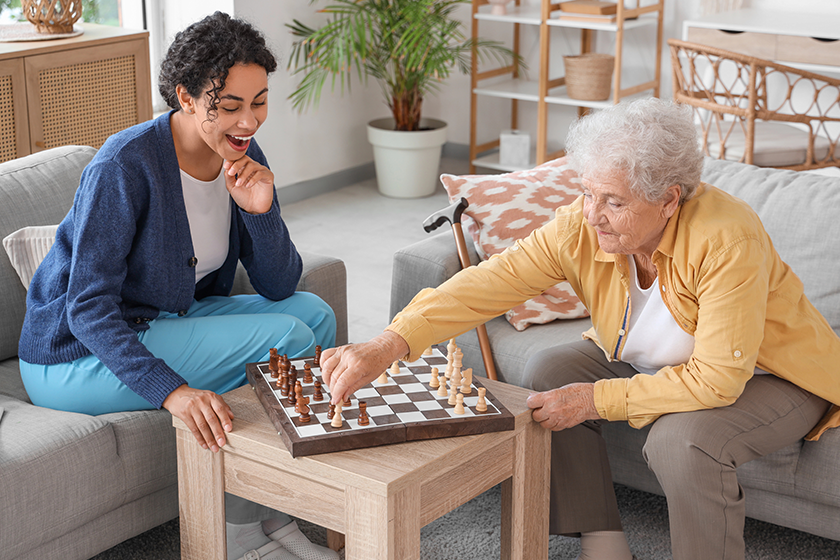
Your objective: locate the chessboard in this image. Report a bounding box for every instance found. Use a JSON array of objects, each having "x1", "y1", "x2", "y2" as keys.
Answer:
[{"x1": 245, "y1": 344, "x2": 515, "y2": 458}]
